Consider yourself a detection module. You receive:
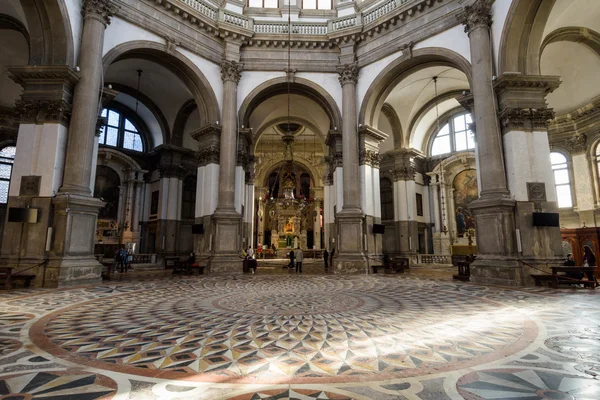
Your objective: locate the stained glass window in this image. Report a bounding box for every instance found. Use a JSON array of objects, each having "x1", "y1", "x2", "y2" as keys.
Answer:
[
  {"x1": 98, "y1": 108, "x2": 145, "y2": 152},
  {"x1": 430, "y1": 113, "x2": 475, "y2": 156},
  {"x1": 551, "y1": 152, "x2": 572, "y2": 208},
  {"x1": 0, "y1": 146, "x2": 16, "y2": 204}
]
